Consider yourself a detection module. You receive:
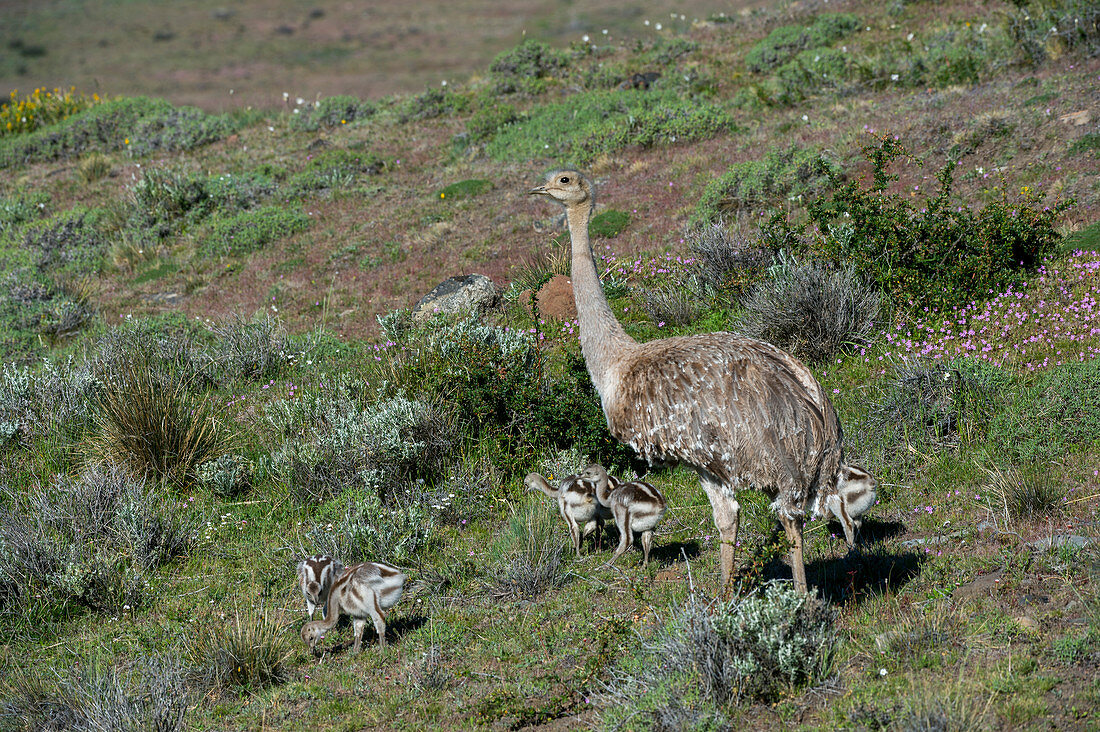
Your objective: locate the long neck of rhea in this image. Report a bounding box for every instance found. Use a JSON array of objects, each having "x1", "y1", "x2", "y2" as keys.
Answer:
[{"x1": 566, "y1": 201, "x2": 635, "y2": 400}]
